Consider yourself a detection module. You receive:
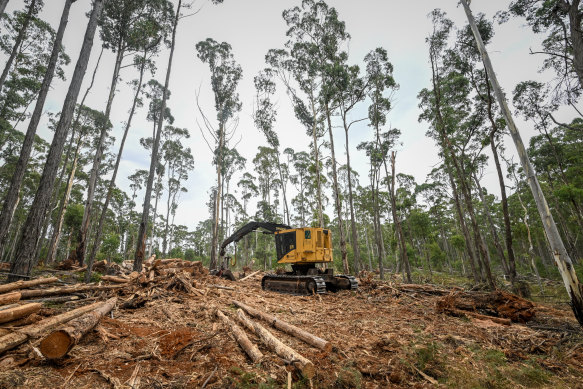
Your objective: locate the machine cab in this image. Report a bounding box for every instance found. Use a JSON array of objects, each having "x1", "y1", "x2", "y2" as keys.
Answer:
[{"x1": 274, "y1": 227, "x2": 333, "y2": 264}]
